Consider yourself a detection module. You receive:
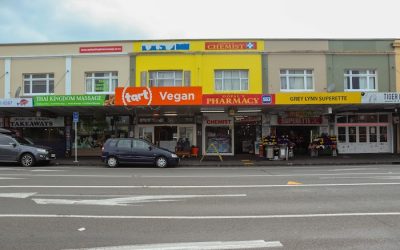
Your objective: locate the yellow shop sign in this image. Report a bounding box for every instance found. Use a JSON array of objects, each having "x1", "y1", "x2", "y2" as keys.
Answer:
[{"x1": 275, "y1": 92, "x2": 361, "y2": 105}]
